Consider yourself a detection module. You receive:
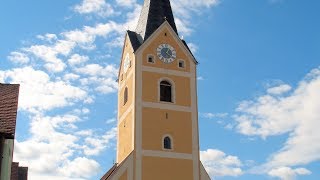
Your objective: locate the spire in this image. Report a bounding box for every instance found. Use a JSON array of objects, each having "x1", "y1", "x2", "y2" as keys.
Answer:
[{"x1": 135, "y1": 0, "x2": 178, "y2": 42}]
